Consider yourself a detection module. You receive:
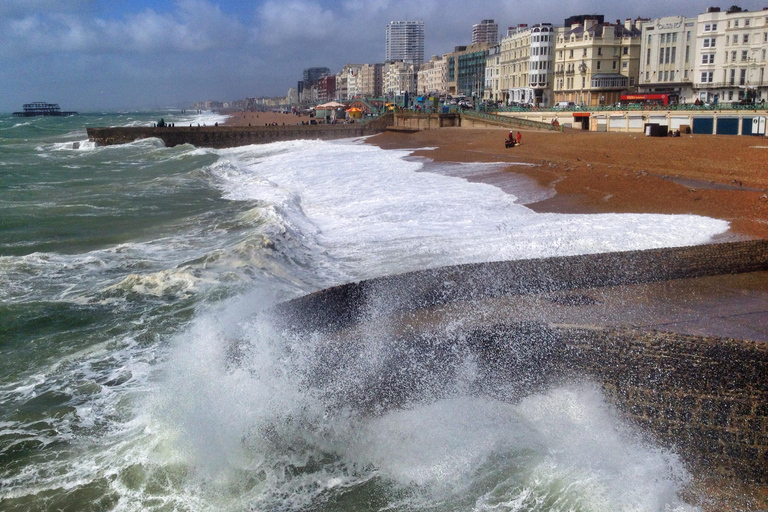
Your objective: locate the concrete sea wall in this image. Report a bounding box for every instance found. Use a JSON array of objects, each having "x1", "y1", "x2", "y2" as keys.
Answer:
[
  {"x1": 275, "y1": 239, "x2": 768, "y2": 498},
  {"x1": 86, "y1": 114, "x2": 393, "y2": 148}
]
